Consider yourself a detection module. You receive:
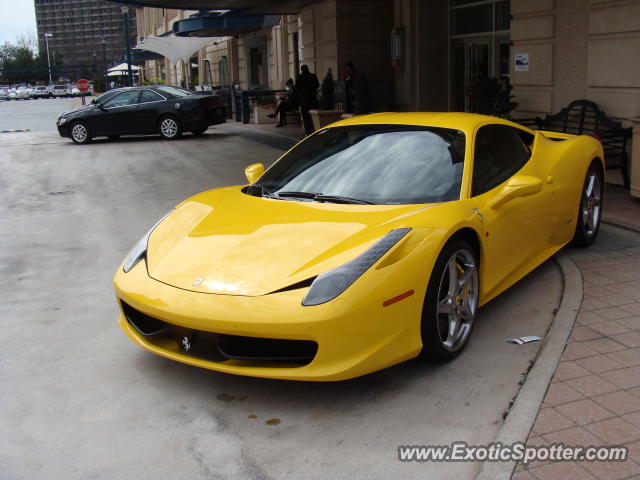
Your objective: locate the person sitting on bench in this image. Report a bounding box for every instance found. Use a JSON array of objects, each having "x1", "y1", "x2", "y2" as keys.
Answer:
[{"x1": 268, "y1": 78, "x2": 299, "y2": 127}]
